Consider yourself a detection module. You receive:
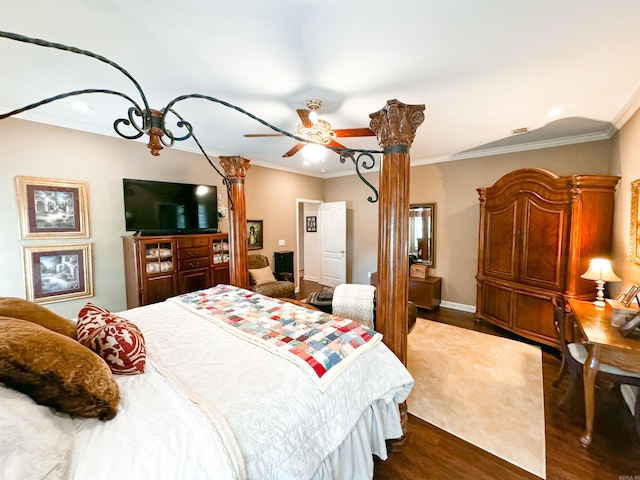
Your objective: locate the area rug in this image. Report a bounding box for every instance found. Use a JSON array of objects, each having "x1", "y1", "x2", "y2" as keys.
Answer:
[{"x1": 407, "y1": 319, "x2": 546, "y2": 478}]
